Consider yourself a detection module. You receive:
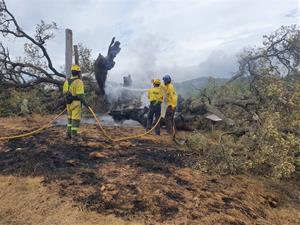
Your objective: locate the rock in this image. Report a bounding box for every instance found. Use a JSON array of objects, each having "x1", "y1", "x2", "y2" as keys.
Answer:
[
  {"x1": 106, "y1": 184, "x2": 116, "y2": 191},
  {"x1": 119, "y1": 141, "x2": 132, "y2": 148},
  {"x1": 89, "y1": 151, "x2": 105, "y2": 158},
  {"x1": 113, "y1": 144, "x2": 121, "y2": 150},
  {"x1": 268, "y1": 199, "x2": 278, "y2": 208},
  {"x1": 191, "y1": 211, "x2": 202, "y2": 219},
  {"x1": 109, "y1": 190, "x2": 119, "y2": 195},
  {"x1": 100, "y1": 185, "x2": 106, "y2": 191},
  {"x1": 66, "y1": 159, "x2": 78, "y2": 166}
]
